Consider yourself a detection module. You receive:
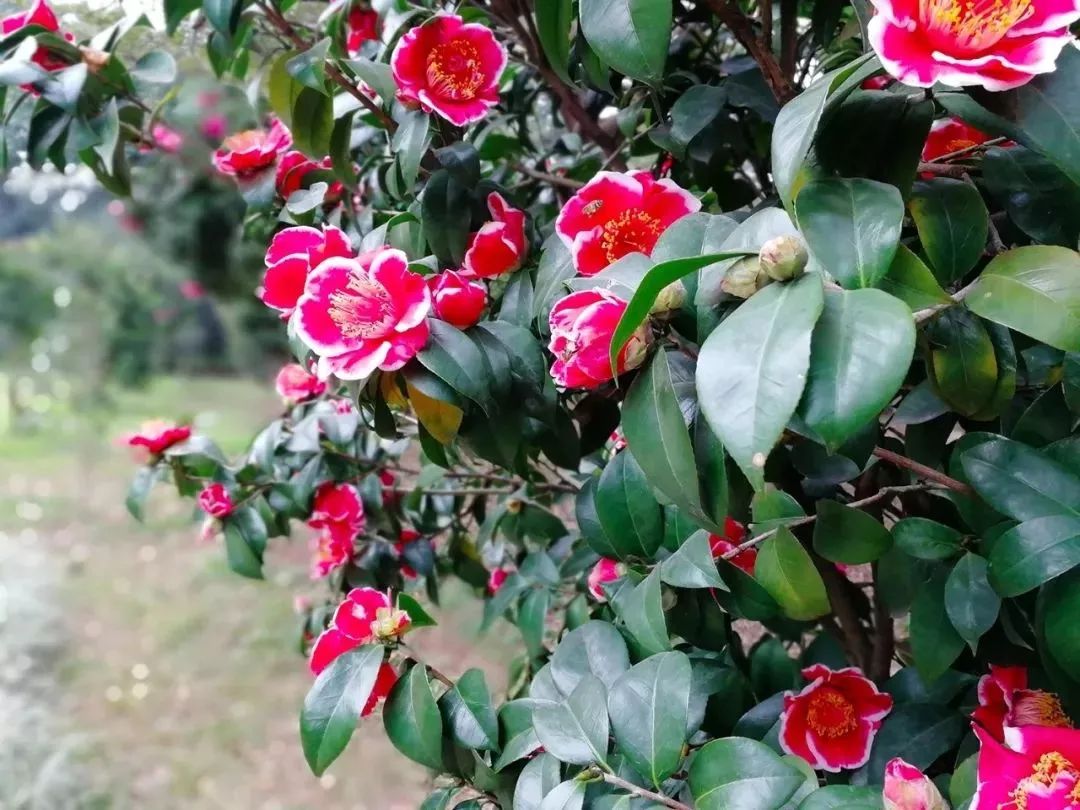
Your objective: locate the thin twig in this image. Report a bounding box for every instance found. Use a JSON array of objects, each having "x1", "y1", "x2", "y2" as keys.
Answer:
[
  {"x1": 917, "y1": 161, "x2": 969, "y2": 178},
  {"x1": 871, "y1": 447, "x2": 974, "y2": 494},
  {"x1": 701, "y1": 0, "x2": 796, "y2": 102},
  {"x1": 596, "y1": 772, "x2": 691, "y2": 810},
  {"x1": 911, "y1": 278, "x2": 980, "y2": 323},
  {"x1": 515, "y1": 163, "x2": 585, "y2": 189},
  {"x1": 963, "y1": 172, "x2": 1007, "y2": 254}
]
